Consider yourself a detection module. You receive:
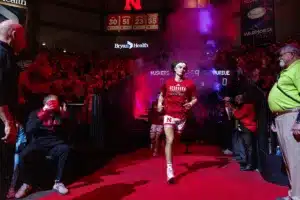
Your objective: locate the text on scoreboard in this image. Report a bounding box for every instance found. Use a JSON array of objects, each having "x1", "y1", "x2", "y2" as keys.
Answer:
[{"x1": 106, "y1": 13, "x2": 159, "y2": 31}]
